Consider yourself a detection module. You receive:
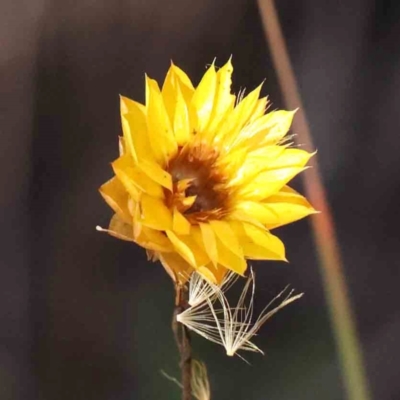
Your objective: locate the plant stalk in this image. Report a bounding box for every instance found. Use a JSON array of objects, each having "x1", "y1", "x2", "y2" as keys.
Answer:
[
  {"x1": 172, "y1": 285, "x2": 192, "y2": 400},
  {"x1": 256, "y1": 2, "x2": 372, "y2": 400}
]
